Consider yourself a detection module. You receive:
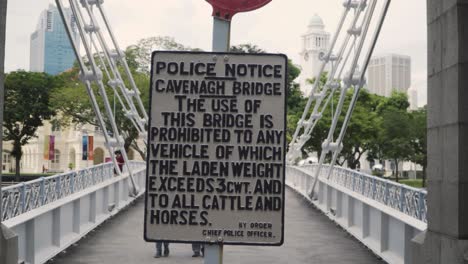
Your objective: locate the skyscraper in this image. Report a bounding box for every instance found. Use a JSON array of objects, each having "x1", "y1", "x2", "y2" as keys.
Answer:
[
  {"x1": 408, "y1": 87, "x2": 418, "y2": 110},
  {"x1": 366, "y1": 54, "x2": 411, "y2": 97},
  {"x1": 30, "y1": 4, "x2": 79, "y2": 75},
  {"x1": 298, "y1": 14, "x2": 331, "y2": 95}
]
